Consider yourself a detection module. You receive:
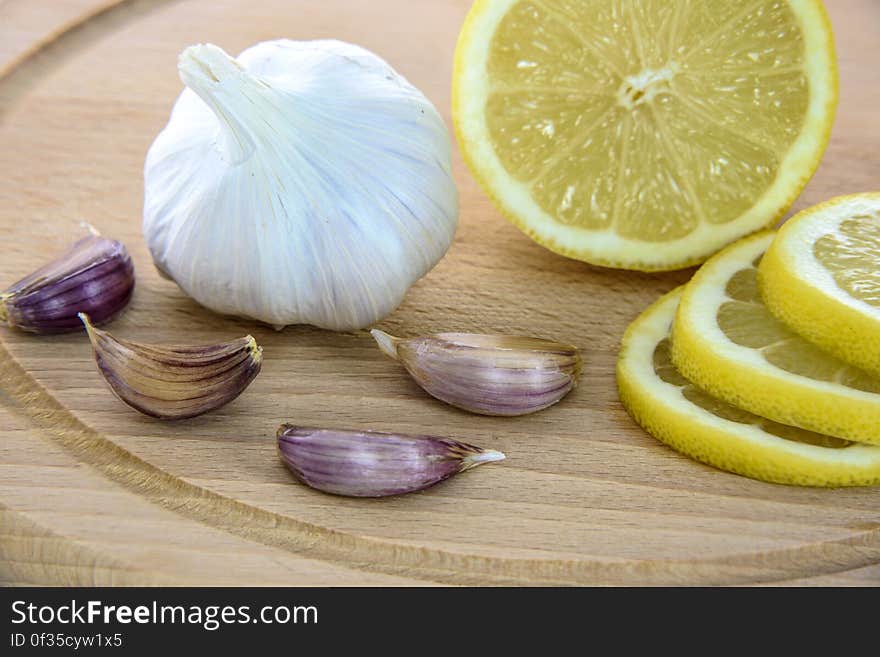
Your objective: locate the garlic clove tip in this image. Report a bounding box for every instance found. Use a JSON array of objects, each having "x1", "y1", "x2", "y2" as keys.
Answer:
[
  {"x1": 370, "y1": 329, "x2": 401, "y2": 360},
  {"x1": 245, "y1": 335, "x2": 264, "y2": 364},
  {"x1": 461, "y1": 449, "x2": 506, "y2": 470},
  {"x1": 79, "y1": 312, "x2": 104, "y2": 348},
  {"x1": 79, "y1": 221, "x2": 101, "y2": 237}
]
